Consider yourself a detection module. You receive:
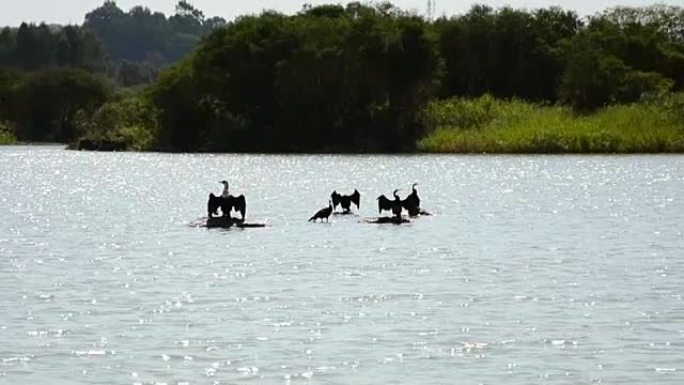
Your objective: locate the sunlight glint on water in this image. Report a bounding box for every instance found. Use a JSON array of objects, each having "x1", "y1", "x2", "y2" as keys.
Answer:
[{"x1": 0, "y1": 146, "x2": 682, "y2": 384}]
